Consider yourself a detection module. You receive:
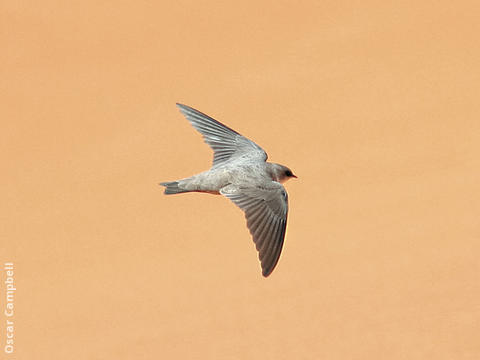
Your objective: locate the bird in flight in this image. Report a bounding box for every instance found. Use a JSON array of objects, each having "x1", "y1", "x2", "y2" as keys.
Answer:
[{"x1": 160, "y1": 104, "x2": 296, "y2": 277}]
